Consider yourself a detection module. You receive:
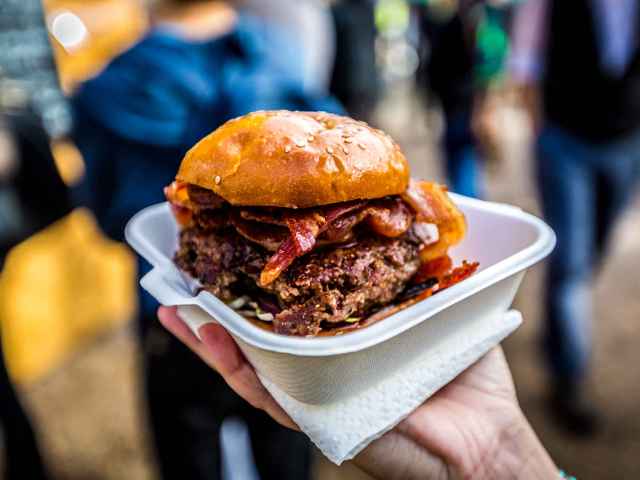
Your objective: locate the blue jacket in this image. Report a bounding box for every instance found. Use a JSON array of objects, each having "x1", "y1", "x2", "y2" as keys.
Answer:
[{"x1": 73, "y1": 16, "x2": 342, "y2": 241}]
